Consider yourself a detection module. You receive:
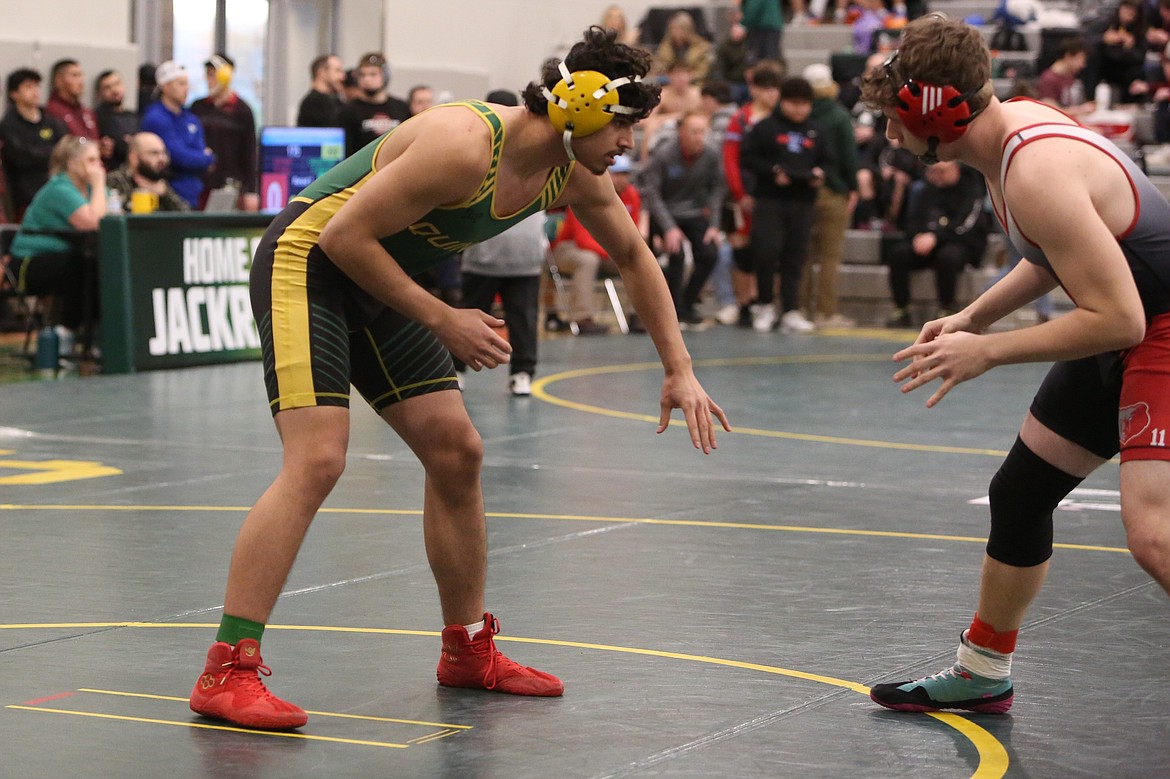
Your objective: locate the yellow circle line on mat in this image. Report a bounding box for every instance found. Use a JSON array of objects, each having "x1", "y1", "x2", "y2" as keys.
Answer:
[
  {"x1": 531, "y1": 355, "x2": 1011, "y2": 457},
  {"x1": 0, "y1": 504, "x2": 1131, "y2": 554},
  {"x1": 0, "y1": 621, "x2": 1007, "y2": 778}
]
